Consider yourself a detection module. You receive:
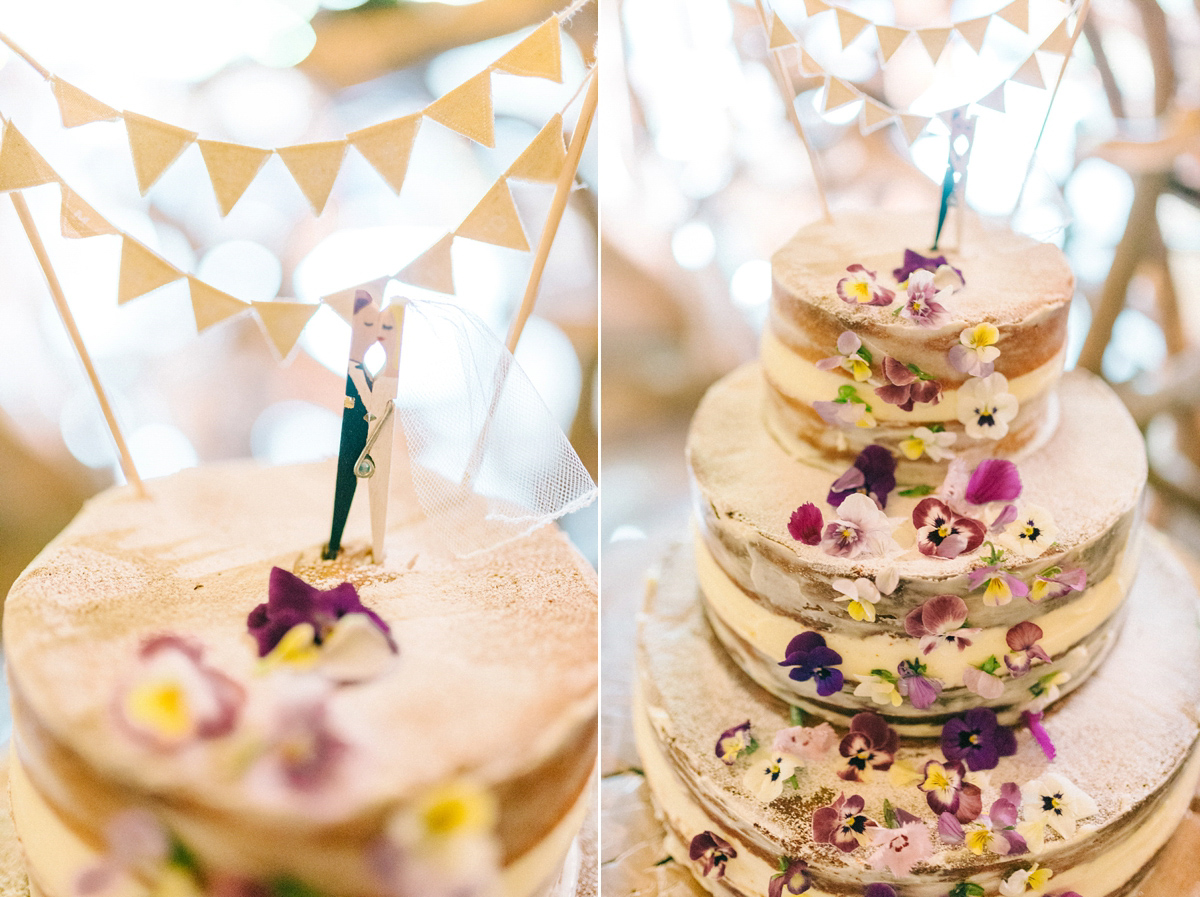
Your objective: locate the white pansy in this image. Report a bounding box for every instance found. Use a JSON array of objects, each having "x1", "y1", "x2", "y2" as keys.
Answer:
[
  {"x1": 958, "y1": 373, "x2": 1019, "y2": 441},
  {"x1": 831, "y1": 577, "x2": 883, "y2": 622},
  {"x1": 899, "y1": 426, "x2": 957, "y2": 461},
  {"x1": 1021, "y1": 773, "x2": 1098, "y2": 841},
  {"x1": 741, "y1": 752, "x2": 798, "y2": 802},
  {"x1": 853, "y1": 672, "x2": 902, "y2": 707},
  {"x1": 999, "y1": 864, "x2": 1053, "y2": 897},
  {"x1": 1001, "y1": 505, "x2": 1058, "y2": 557}
]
